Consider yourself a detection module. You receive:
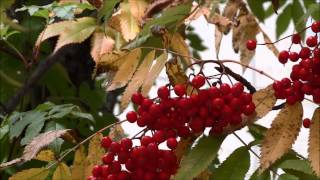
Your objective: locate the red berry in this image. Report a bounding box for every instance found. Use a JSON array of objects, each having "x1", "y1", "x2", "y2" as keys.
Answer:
[
  {"x1": 157, "y1": 86, "x2": 170, "y2": 99},
  {"x1": 231, "y1": 82, "x2": 244, "y2": 96},
  {"x1": 131, "y1": 92, "x2": 143, "y2": 105},
  {"x1": 299, "y1": 47, "x2": 311, "y2": 59},
  {"x1": 246, "y1": 40, "x2": 257, "y2": 50},
  {"x1": 141, "y1": 136, "x2": 153, "y2": 146},
  {"x1": 109, "y1": 142, "x2": 121, "y2": 153},
  {"x1": 220, "y1": 83, "x2": 231, "y2": 95},
  {"x1": 141, "y1": 98, "x2": 153, "y2": 110},
  {"x1": 191, "y1": 75, "x2": 206, "y2": 88},
  {"x1": 303, "y1": 118, "x2": 311, "y2": 128},
  {"x1": 212, "y1": 98, "x2": 224, "y2": 109},
  {"x1": 289, "y1": 52, "x2": 299, "y2": 62},
  {"x1": 173, "y1": 84, "x2": 186, "y2": 97},
  {"x1": 153, "y1": 130, "x2": 166, "y2": 143},
  {"x1": 291, "y1": 33, "x2": 301, "y2": 44},
  {"x1": 306, "y1": 36, "x2": 318, "y2": 47},
  {"x1": 281, "y1": 78, "x2": 291, "y2": 89},
  {"x1": 126, "y1": 111, "x2": 137, "y2": 123},
  {"x1": 243, "y1": 102, "x2": 255, "y2": 115},
  {"x1": 120, "y1": 138, "x2": 132, "y2": 150},
  {"x1": 278, "y1": 50, "x2": 289, "y2": 64},
  {"x1": 166, "y1": 138, "x2": 178, "y2": 150},
  {"x1": 102, "y1": 153, "x2": 115, "y2": 164},
  {"x1": 101, "y1": 136, "x2": 112, "y2": 149},
  {"x1": 311, "y1": 21, "x2": 320, "y2": 33},
  {"x1": 92, "y1": 165, "x2": 102, "y2": 177}
]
